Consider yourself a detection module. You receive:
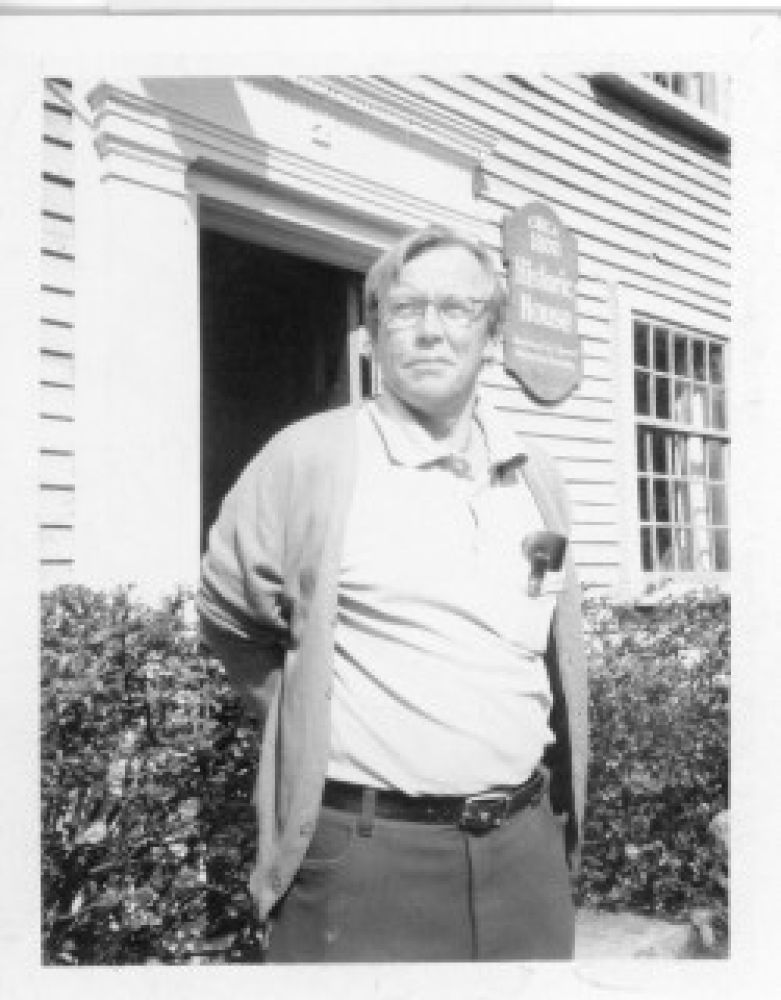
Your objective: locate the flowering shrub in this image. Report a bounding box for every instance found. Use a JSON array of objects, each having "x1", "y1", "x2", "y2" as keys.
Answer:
[
  {"x1": 41, "y1": 585, "x2": 729, "y2": 963},
  {"x1": 577, "y1": 590, "x2": 729, "y2": 955}
]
